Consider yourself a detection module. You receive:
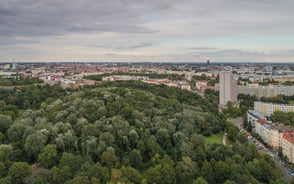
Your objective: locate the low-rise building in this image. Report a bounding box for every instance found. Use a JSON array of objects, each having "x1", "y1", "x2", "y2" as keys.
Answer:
[
  {"x1": 254, "y1": 101, "x2": 294, "y2": 116},
  {"x1": 247, "y1": 110, "x2": 267, "y2": 130},
  {"x1": 200, "y1": 86, "x2": 215, "y2": 93},
  {"x1": 0, "y1": 71, "x2": 18, "y2": 79},
  {"x1": 60, "y1": 79, "x2": 77, "y2": 89},
  {"x1": 196, "y1": 81, "x2": 207, "y2": 90}
]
